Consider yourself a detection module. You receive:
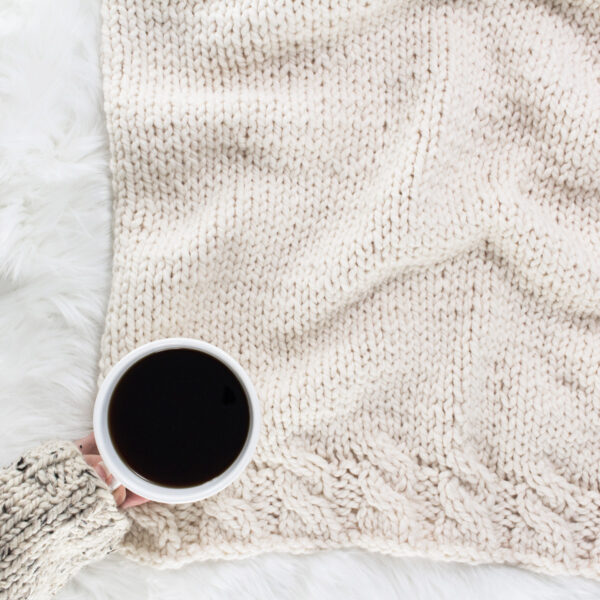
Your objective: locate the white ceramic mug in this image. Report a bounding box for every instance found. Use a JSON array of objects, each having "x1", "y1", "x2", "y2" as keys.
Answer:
[{"x1": 93, "y1": 337, "x2": 260, "y2": 504}]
